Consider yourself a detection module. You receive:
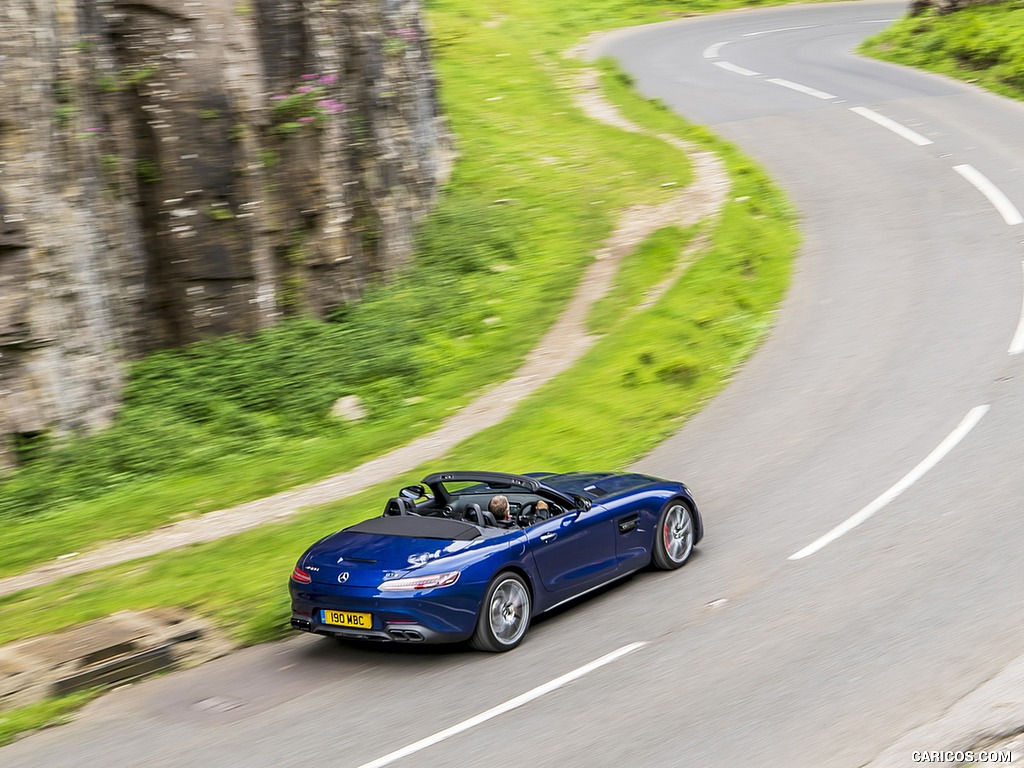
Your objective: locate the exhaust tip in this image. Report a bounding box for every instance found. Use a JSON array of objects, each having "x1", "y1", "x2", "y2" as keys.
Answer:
[{"x1": 388, "y1": 628, "x2": 426, "y2": 642}]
